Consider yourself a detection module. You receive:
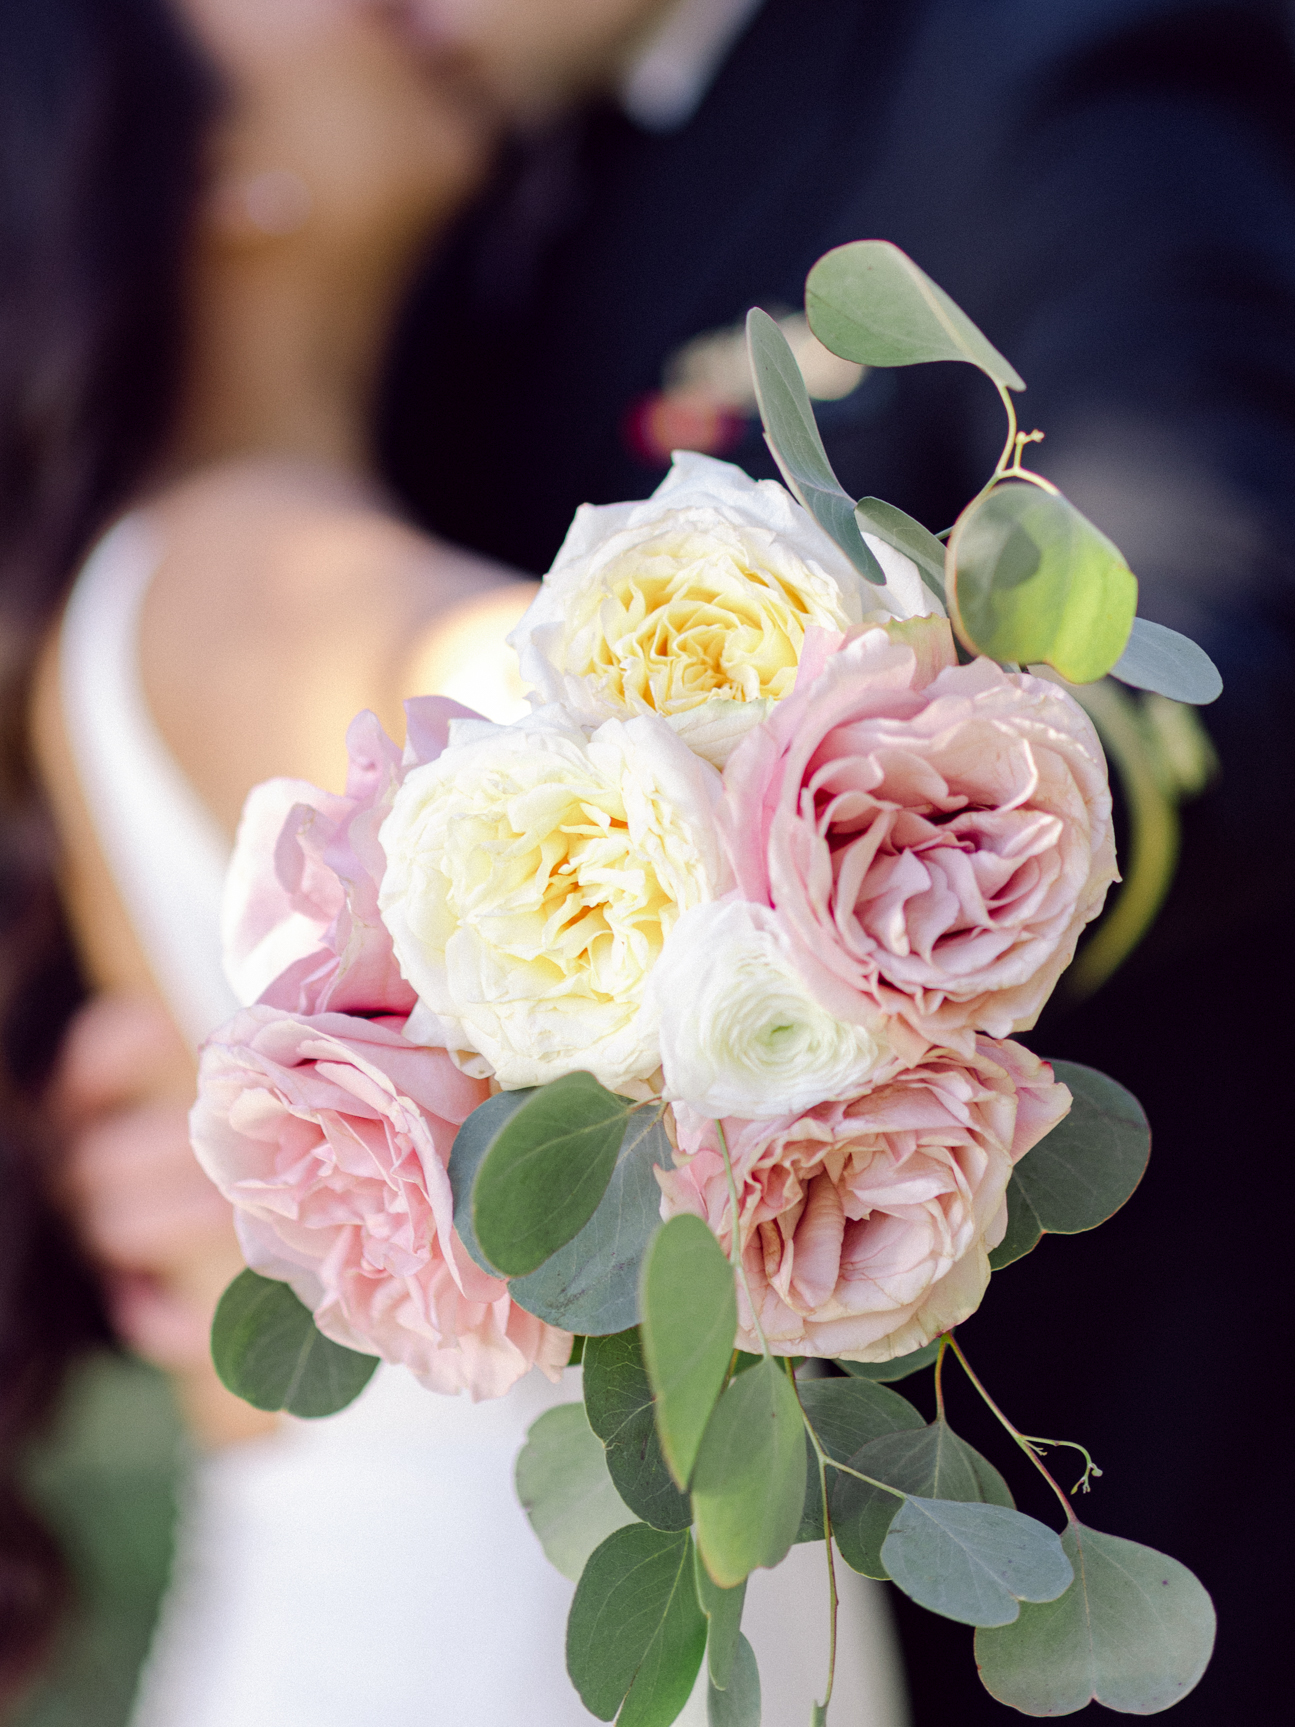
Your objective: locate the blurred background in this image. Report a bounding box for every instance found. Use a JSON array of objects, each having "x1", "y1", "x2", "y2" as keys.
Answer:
[{"x1": 3, "y1": 2, "x2": 1293, "y2": 1723}]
